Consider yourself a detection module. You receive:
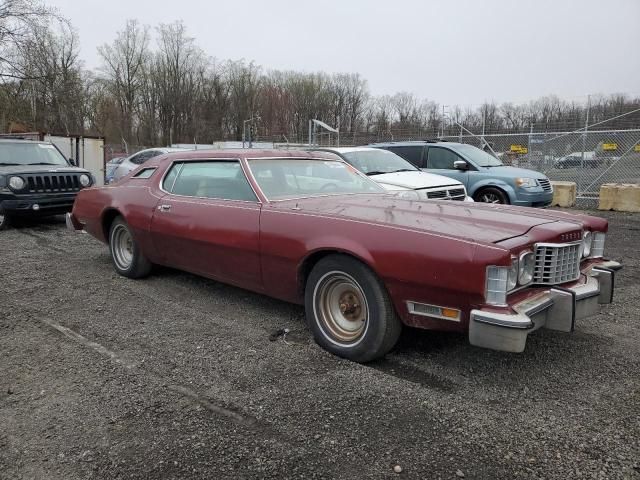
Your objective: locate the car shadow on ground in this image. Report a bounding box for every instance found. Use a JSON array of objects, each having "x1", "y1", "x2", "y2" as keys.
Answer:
[{"x1": 5, "y1": 215, "x2": 66, "y2": 231}]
